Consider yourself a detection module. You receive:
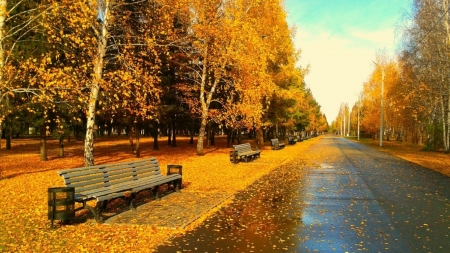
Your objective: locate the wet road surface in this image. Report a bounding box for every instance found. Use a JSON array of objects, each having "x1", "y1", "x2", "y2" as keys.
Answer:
[{"x1": 156, "y1": 136, "x2": 450, "y2": 252}]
